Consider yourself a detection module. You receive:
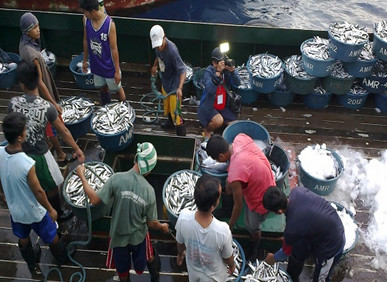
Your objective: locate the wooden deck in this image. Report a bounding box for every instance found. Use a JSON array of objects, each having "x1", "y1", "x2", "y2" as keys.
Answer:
[{"x1": 0, "y1": 65, "x2": 387, "y2": 281}]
